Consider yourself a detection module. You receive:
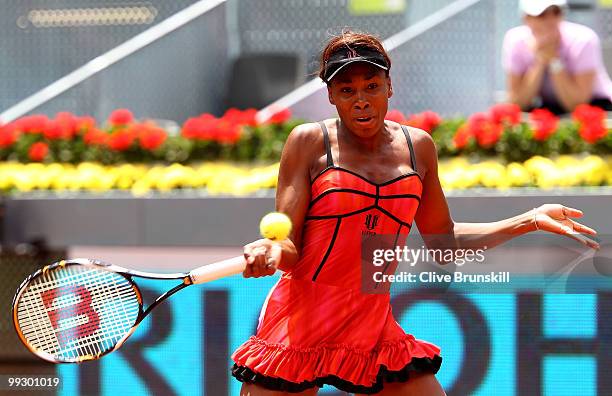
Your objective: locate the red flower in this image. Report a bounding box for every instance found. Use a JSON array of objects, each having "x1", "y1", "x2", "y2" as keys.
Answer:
[
  {"x1": 222, "y1": 108, "x2": 243, "y2": 124},
  {"x1": 198, "y1": 115, "x2": 219, "y2": 140},
  {"x1": 453, "y1": 124, "x2": 473, "y2": 149},
  {"x1": 467, "y1": 113, "x2": 502, "y2": 148},
  {"x1": 572, "y1": 104, "x2": 605, "y2": 124},
  {"x1": 181, "y1": 115, "x2": 219, "y2": 141},
  {"x1": 28, "y1": 142, "x2": 49, "y2": 162},
  {"x1": 489, "y1": 103, "x2": 521, "y2": 126},
  {"x1": 107, "y1": 128, "x2": 136, "y2": 151},
  {"x1": 216, "y1": 121, "x2": 242, "y2": 144},
  {"x1": 0, "y1": 123, "x2": 19, "y2": 147},
  {"x1": 579, "y1": 123, "x2": 607, "y2": 144},
  {"x1": 42, "y1": 120, "x2": 62, "y2": 140},
  {"x1": 476, "y1": 123, "x2": 503, "y2": 147},
  {"x1": 54, "y1": 112, "x2": 78, "y2": 139},
  {"x1": 41, "y1": 112, "x2": 82, "y2": 140},
  {"x1": 529, "y1": 109, "x2": 558, "y2": 141},
  {"x1": 468, "y1": 112, "x2": 488, "y2": 126},
  {"x1": 268, "y1": 107, "x2": 291, "y2": 124},
  {"x1": 222, "y1": 108, "x2": 258, "y2": 127},
  {"x1": 43, "y1": 118, "x2": 75, "y2": 140},
  {"x1": 83, "y1": 128, "x2": 108, "y2": 145},
  {"x1": 16, "y1": 115, "x2": 50, "y2": 133},
  {"x1": 385, "y1": 109, "x2": 406, "y2": 124},
  {"x1": 220, "y1": 109, "x2": 254, "y2": 139},
  {"x1": 182, "y1": 117, "x2": 203, "y2": 139},
  {"x1": 572, "y1": 104, "x2": 607, "y2": 144},
  {"x1": 138, "y1": 123, "x2": 167, "y2": 150},
  {"x1": 108, "y1": 109, "x2": 134, "y2": 126},
  {"x1": 77, "y1": 116, "x2": 96, "y2": 132},
  {"x1": 239, "y1": 108, "x2": 258, "y2": 126},
  {"x1": 423, "y1": 110, "x2": 442, "y2": 130},
  {"x1": 405, "y1": 111, "x2": 442, "y2": 133}
]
